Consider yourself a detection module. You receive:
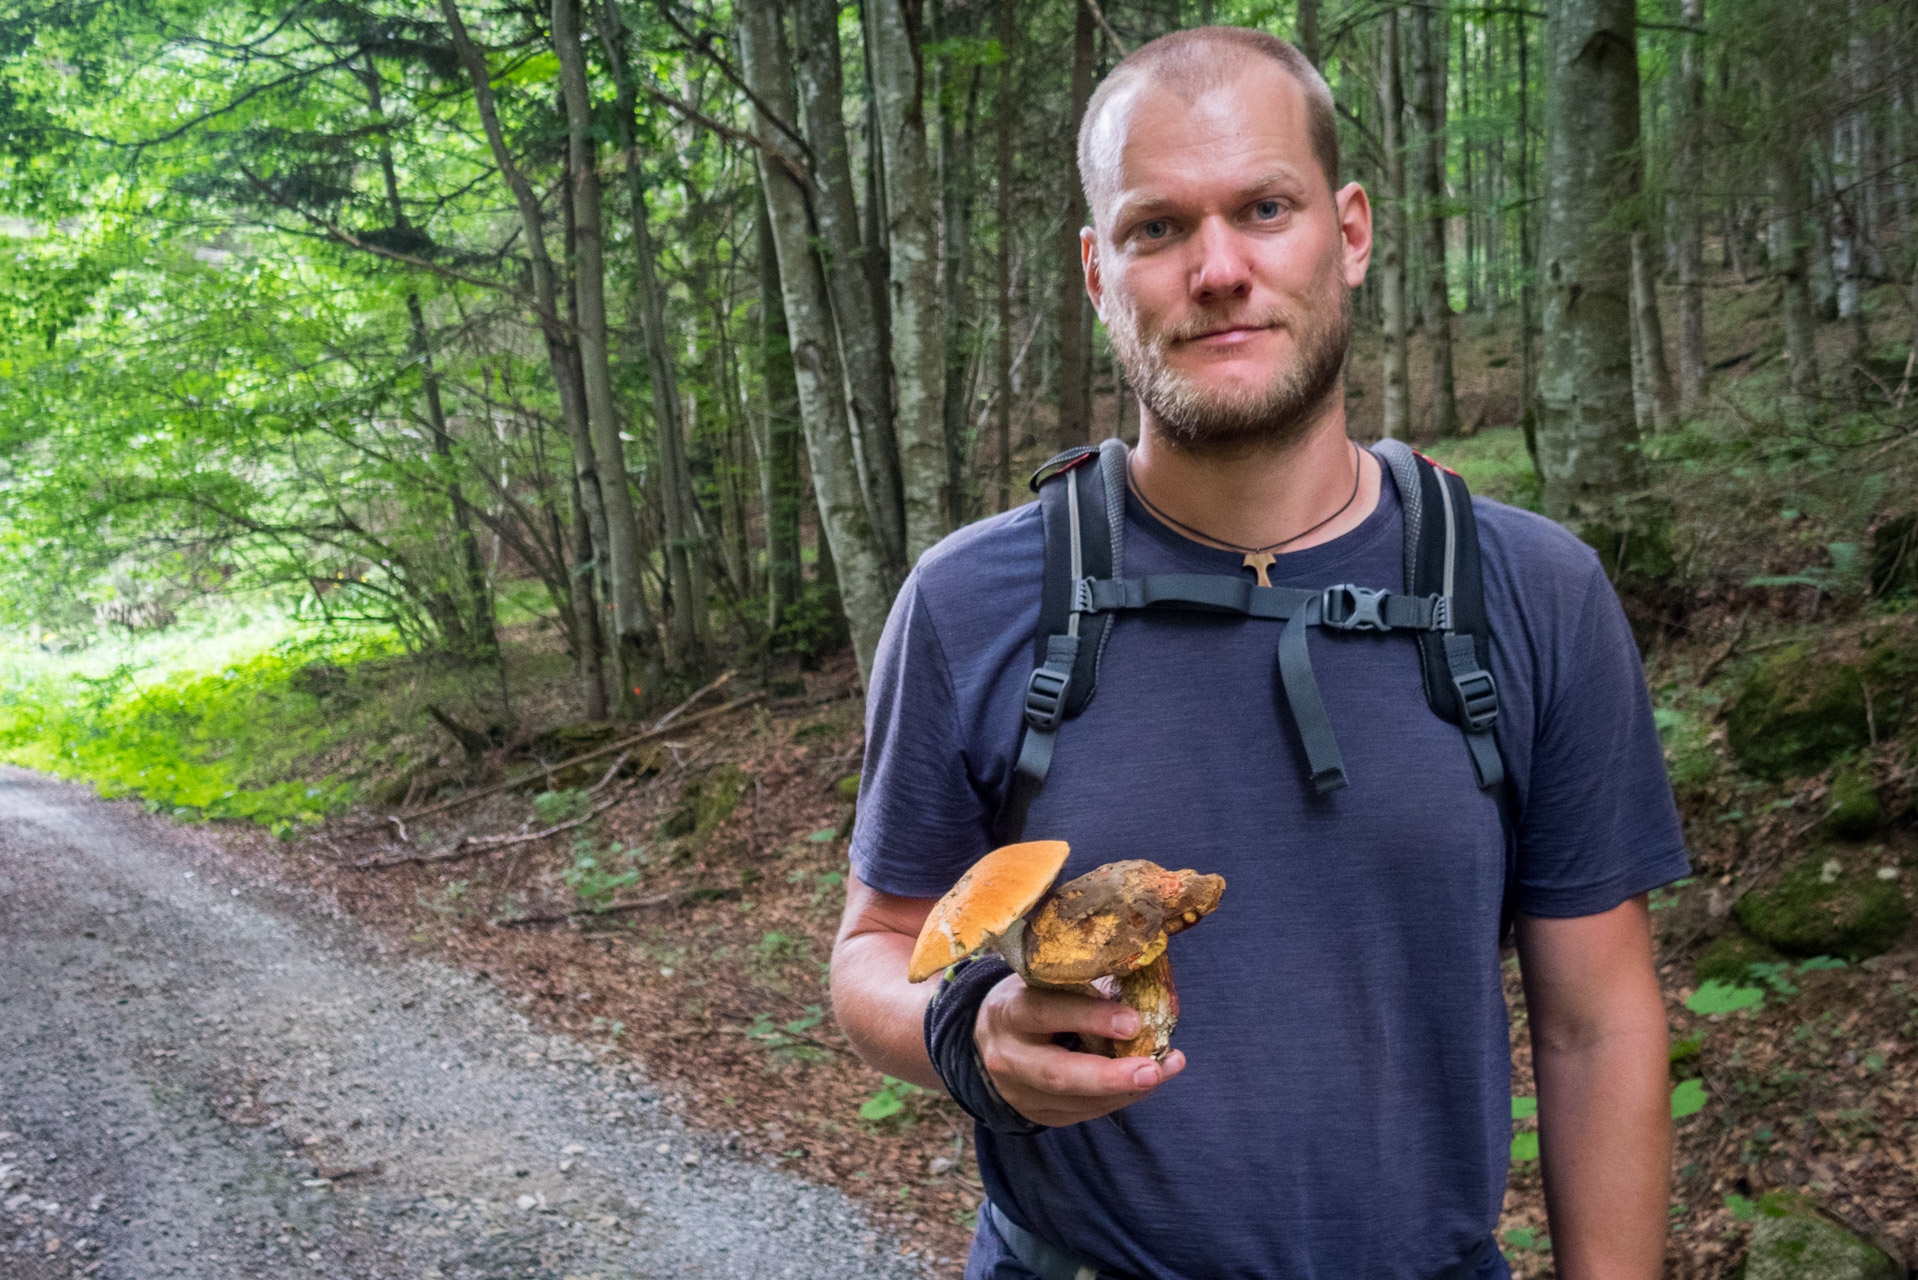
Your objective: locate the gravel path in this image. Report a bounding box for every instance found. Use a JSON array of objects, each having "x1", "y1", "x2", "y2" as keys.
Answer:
[{"x1": 0, "y1": 767, "x2": 919, "y2": 1280}]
